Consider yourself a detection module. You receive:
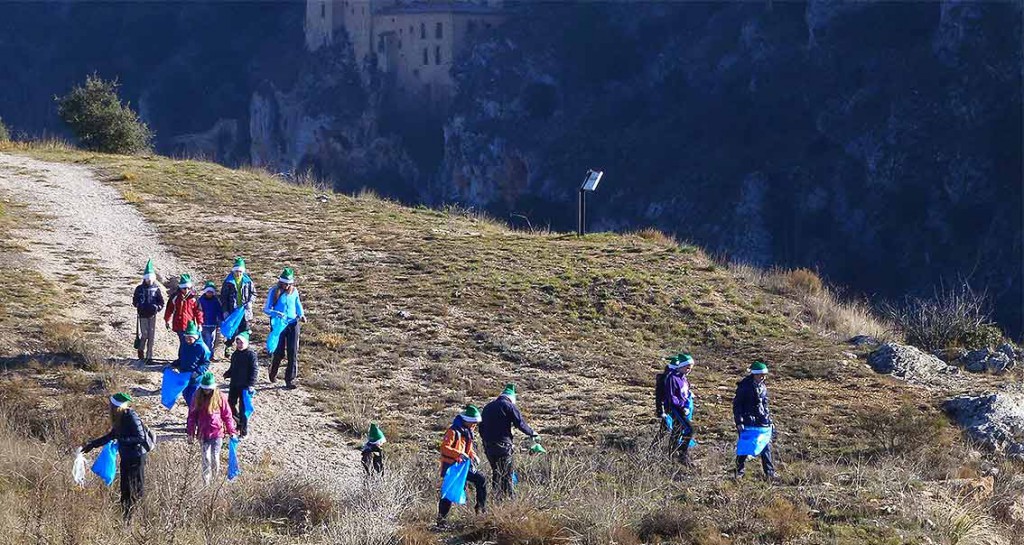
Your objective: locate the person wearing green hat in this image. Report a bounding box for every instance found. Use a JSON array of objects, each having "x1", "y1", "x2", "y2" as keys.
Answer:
[
  {"x1": 220, "y1": 257, "x2": 256, "y2": 359},
  {"x1": 81, "y1": 392, "x2": 153, "y2": 518},
  {"x1": 655, "y1": 353, "x2": 696, "y2": 464},
  {"x1": 480, "y1": 383, "x2": 539, "y2": 499},
  {"x1": 361, "y1": 423, "x2": 386, "y2": 476},
  {"x1": 174, "y1": 320, "x2": 212, "y2": 407},
  {"x1": 263, "y1": 267, "x2": 306, "y2": 389},
  {"x1": 164, "y1": 273, "x2": 204, "y2": 360},
  {"x1": 437, "y1": 405, "x2": 487, "y2": 526},
  {"x1": 733, "y1": 361, "x2": 776, "y2": 479},
  {"x1": 223, "y1": 330, "x2": 259, "y2": 437},
  {"x1": 199, "y1": 281, "x2": 224, "y2": 360},
  {"x1": 187, "y1": 371, "x2": 238, "y2": 485},
  {"x1": 132, "y1": 258, "x2": 164, "y2": 364}
]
